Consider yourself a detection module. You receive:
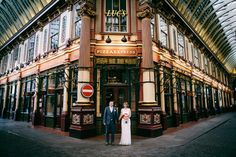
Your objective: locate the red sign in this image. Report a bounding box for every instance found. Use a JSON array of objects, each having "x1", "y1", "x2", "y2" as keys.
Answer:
[{"x1": 81, "y1": 84, "x2": 94, "y2": 98}]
